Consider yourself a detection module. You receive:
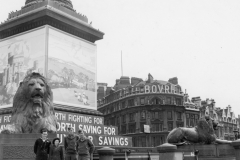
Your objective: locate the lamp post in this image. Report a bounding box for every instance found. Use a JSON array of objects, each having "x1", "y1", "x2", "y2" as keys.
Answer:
[{"x1": 233, "y1": 130, "x2": 239, "y2": 140}]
